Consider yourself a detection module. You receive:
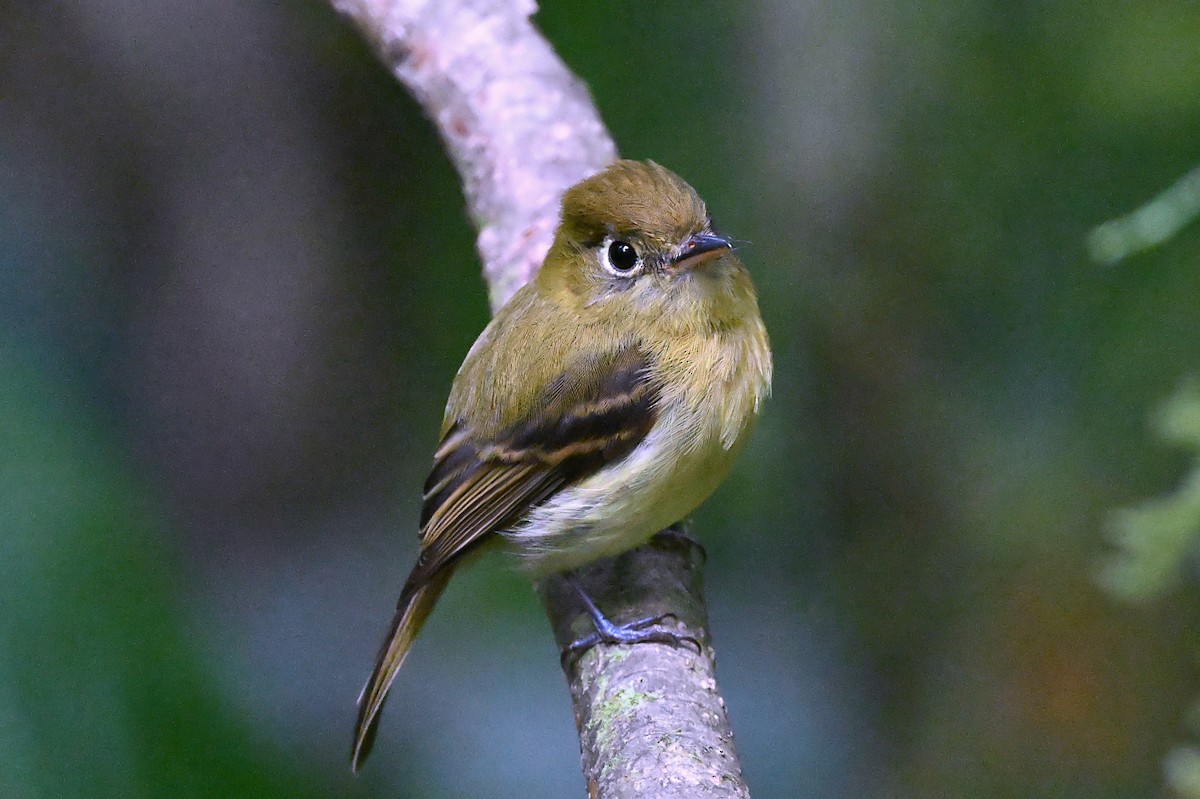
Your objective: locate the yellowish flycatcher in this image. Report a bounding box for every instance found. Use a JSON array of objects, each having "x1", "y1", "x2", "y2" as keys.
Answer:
[{"x1": 351, "y1": 160, "x2": 771, "y2": 769}]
